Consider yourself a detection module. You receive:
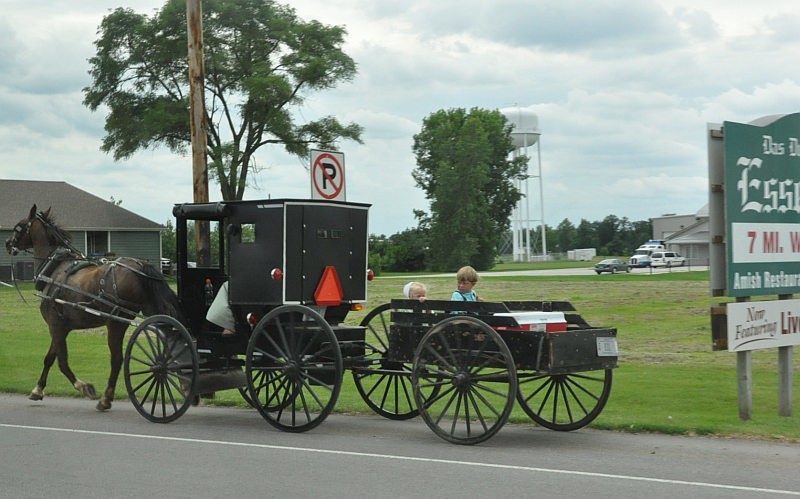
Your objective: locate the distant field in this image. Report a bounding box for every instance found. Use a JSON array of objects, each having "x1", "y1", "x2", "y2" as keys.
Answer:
[{"x1": 2, "y1": 269, "x2": 799, "y2": 442}]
